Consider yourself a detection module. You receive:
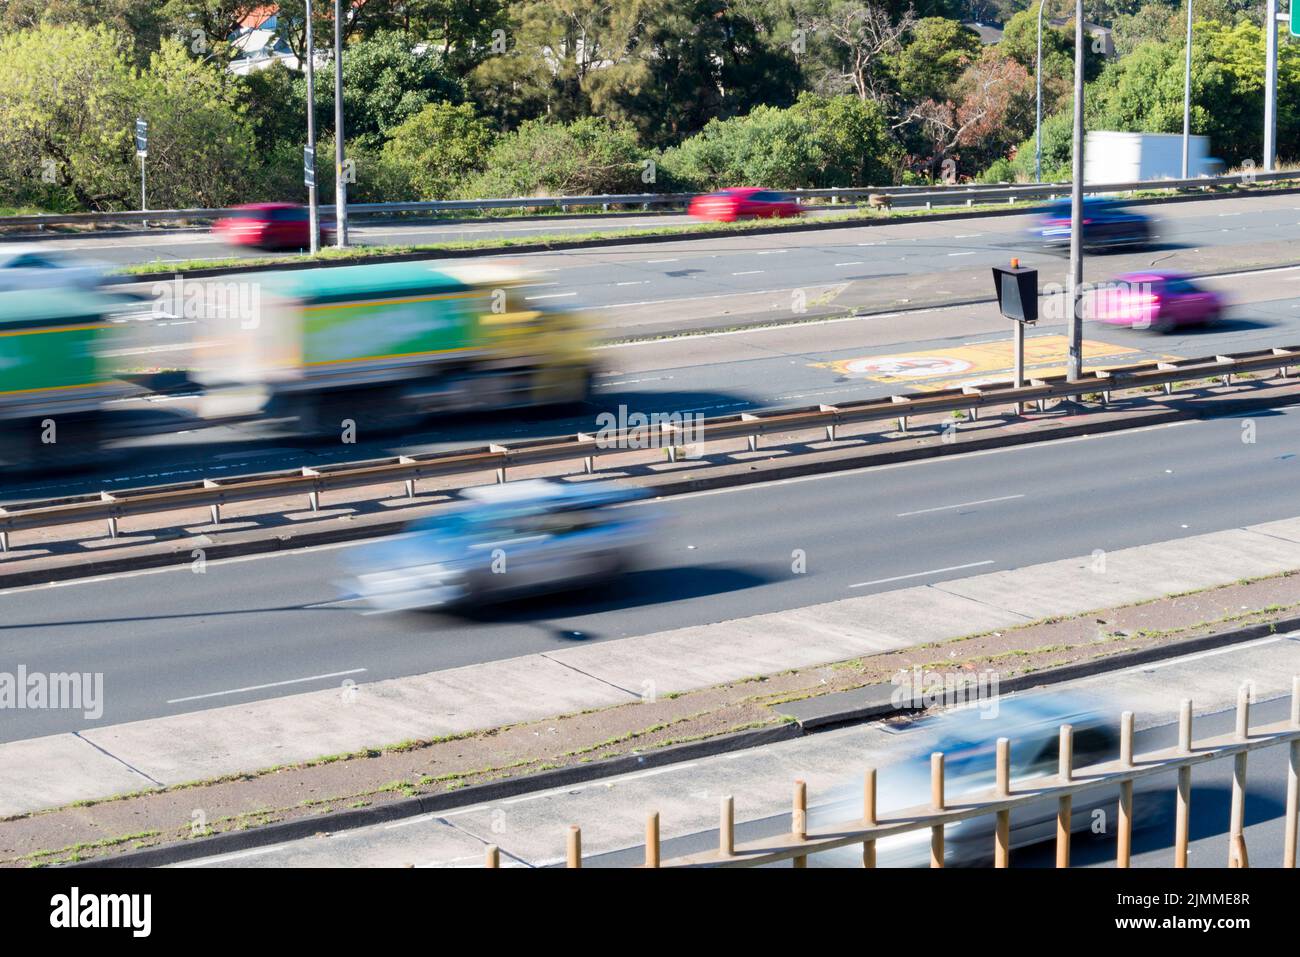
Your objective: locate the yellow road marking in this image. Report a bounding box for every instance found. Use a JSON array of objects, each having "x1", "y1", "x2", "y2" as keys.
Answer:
[{"x1": 818, "y1": 336, "x2": 1182, "y2": 392}]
